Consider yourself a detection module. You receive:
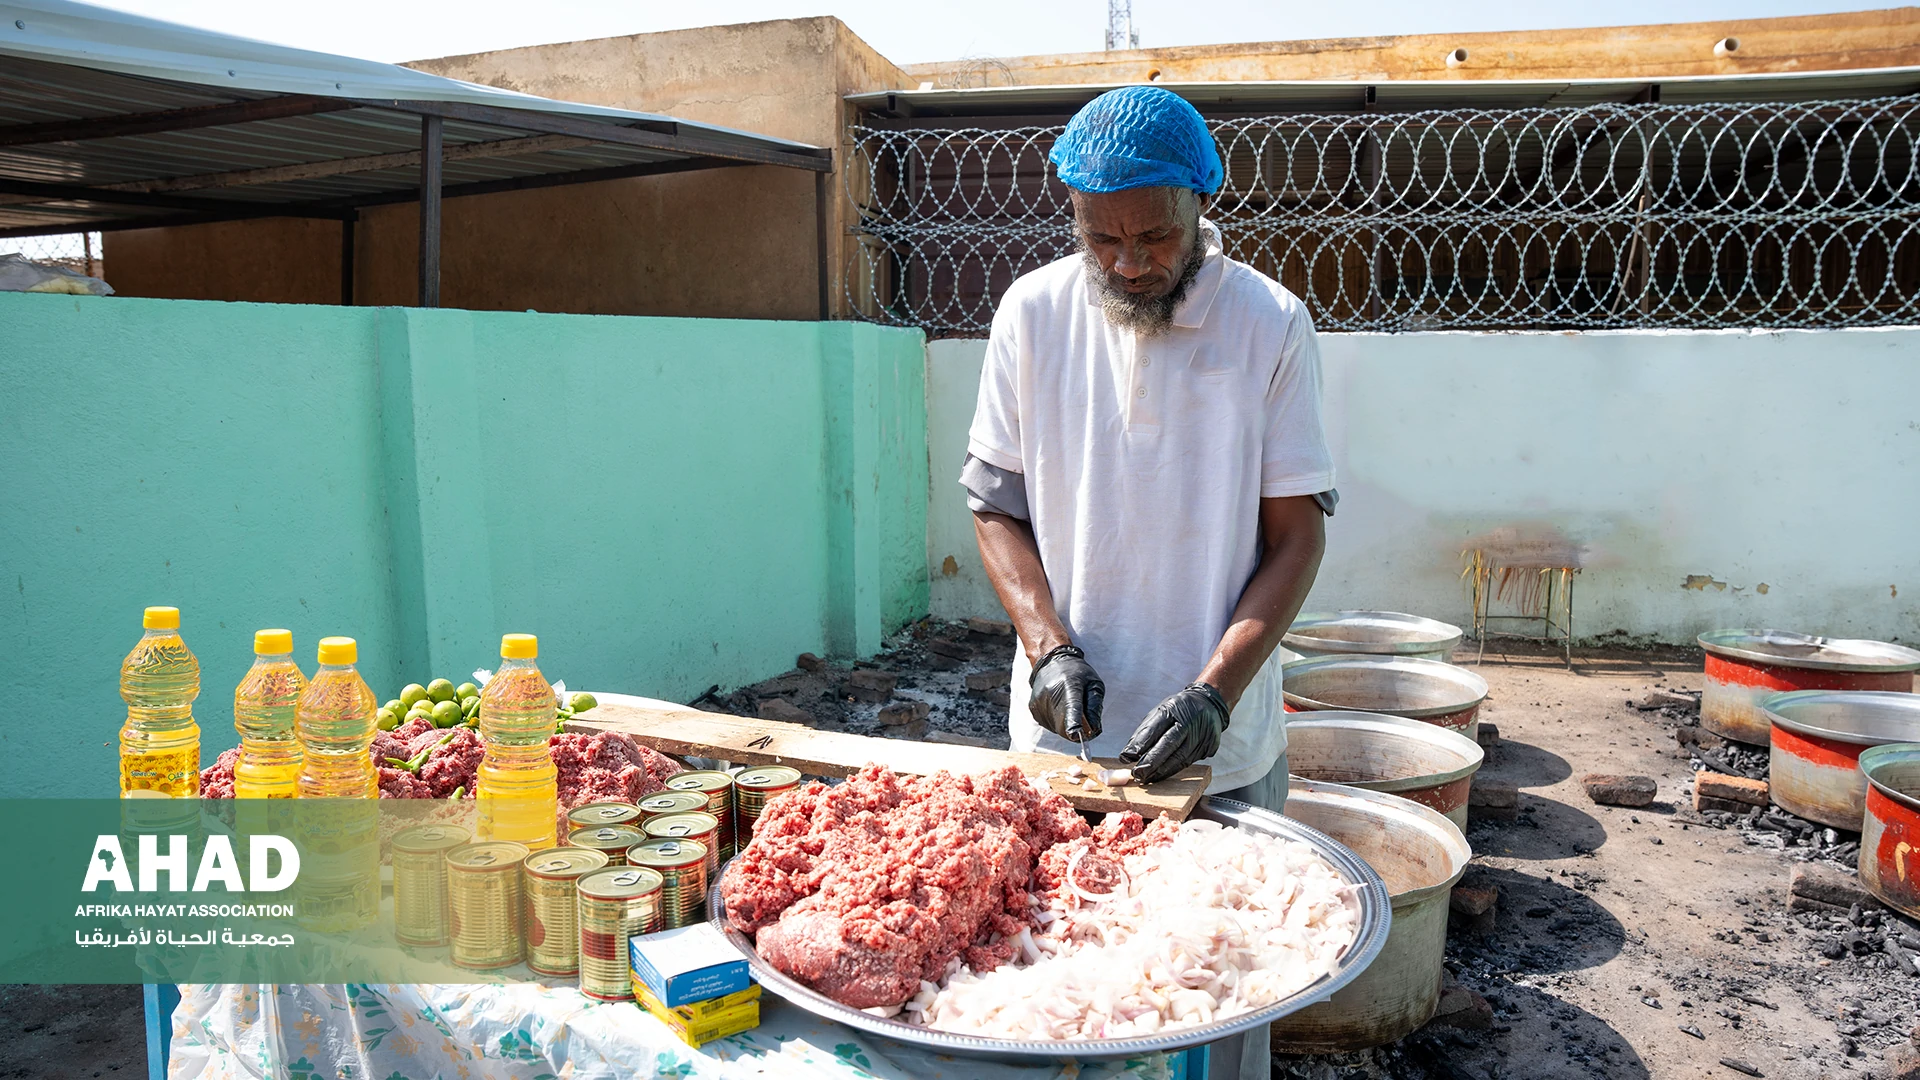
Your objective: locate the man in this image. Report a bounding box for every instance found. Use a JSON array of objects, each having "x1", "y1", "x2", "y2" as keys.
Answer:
[{"x1": 964, "y1": 85, "x2": 1335, "y2": 815}]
